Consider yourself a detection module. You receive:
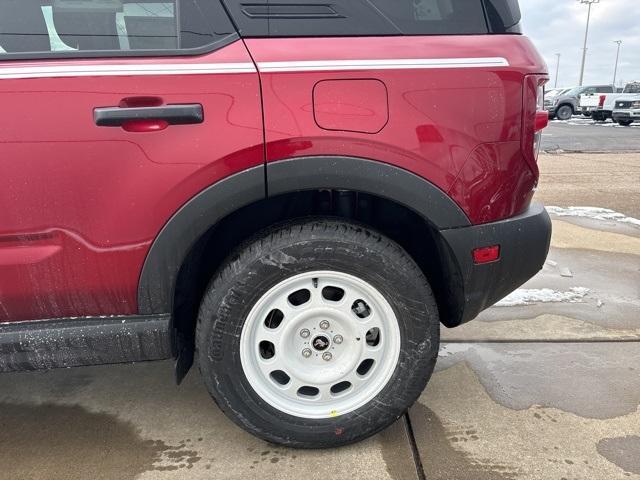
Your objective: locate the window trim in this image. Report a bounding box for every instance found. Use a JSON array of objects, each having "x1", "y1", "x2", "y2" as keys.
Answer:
[
  {"x1": 0, "y1": 32, "x2": 239, "y2": 62},
  {"x1": 0, "y1": 0, "x2": 240, "y2": 62}
]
